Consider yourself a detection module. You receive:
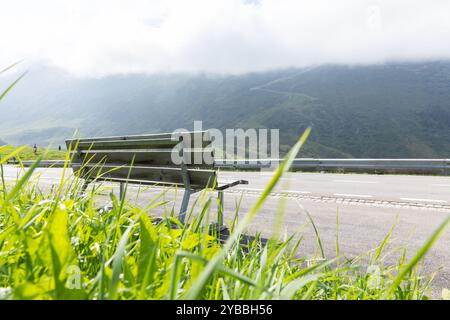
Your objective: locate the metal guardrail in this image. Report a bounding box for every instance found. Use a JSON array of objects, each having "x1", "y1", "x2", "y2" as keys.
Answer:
[
  {"x1": 11, "y1": 158, "x2": 450, "y2": 175},
  {"x1": 214, "y1": 158, "x2": 450, "y2": 175}
]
